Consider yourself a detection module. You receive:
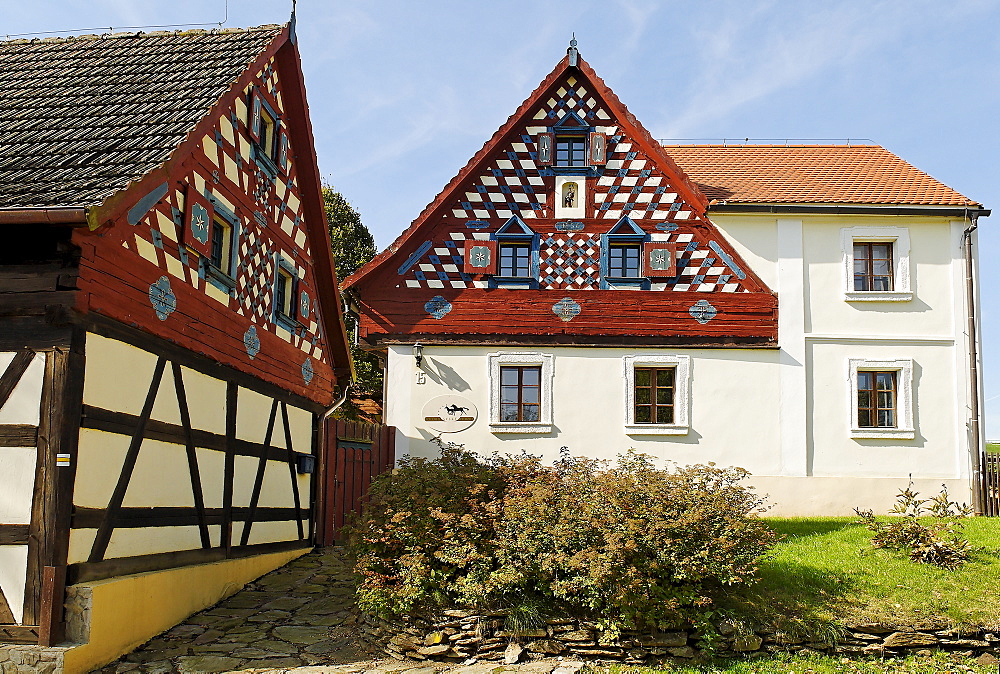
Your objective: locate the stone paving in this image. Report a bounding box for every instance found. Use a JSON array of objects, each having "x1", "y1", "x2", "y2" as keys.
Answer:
[{"x1": 92, "y1": 547, "x2": 579, "y2": 674}]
